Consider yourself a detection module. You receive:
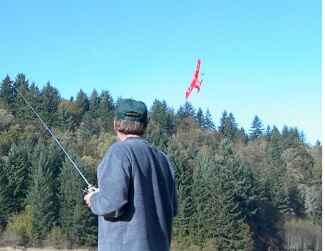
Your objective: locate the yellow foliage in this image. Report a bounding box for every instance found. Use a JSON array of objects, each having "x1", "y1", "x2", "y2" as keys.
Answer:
[{"x1": 6, "y1": 205, "x2": 38, "y2": 241}]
